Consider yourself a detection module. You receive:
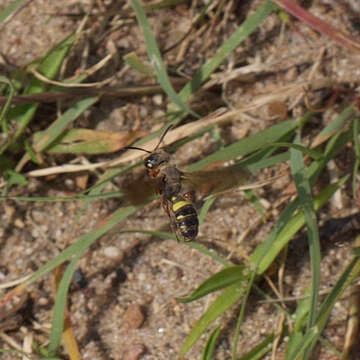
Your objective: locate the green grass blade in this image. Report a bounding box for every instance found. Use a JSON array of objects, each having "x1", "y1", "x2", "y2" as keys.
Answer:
[
  {"x1": 290, "y1": 134, "x2": 321, "y2": 329},
  {"x1": 1, "y1": 191, "x2": 124, "y2": 202},
  {"x1": 117, "y1": 229, "x2": 232, "y2": 266},
  {"x1": 180, "y1": 282, "x2": 245, "y2": 356},
  {"x1": 9, "y1": 34, "x2": 76, "y2": 141},
  {"x1": 290, "y1": 134, "x2": 321, "y2": 359},
  {"x1": 48, "y1": 256, "x2": 80, "y2": 354},
  {"x1": 198, "y1": 196, "x2": 217, "y2": 224},
  {"x1": 187, "y1": 119, "x2": 298, "y2": 171},
  {"x1": 0, "y1": 76, "x2": 15, "y2": 134},
  {"x1": 201, "y1": 327, "x2": 221, "y2": 360},
  {"x1": 177, "y1": 265, "x2": 246, "y2": 302},
  {"x1": 16, "y1": 96, "x2": 98, "y2": 169},
  {"x1": 23, "y1": 206, "x2": 137, "y2": 287},
  {"x1": 129, "y1": 0, "x2": 196, "y2": 117},
  {"x1": 312, "y1": 106, "x2": 354, "y2": 148},
  {"x1": 287, "y1": 247, "x2": 360, "y2": 359},
  {"x1": 34, "y1": 97, "x2": 98, "y2": 152},
  {"x1": 236, "y1": 333, "x2": 274, "y2": 360},
  {"x1": 251, "y1": 176, "x2": 349, "y2": 275},
  {"x1": 179, "y1": 0, "x2": 277, "y2": 102},
  {"x1": 0, "y1": 0, "x2": 25, "y2": 23}
]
